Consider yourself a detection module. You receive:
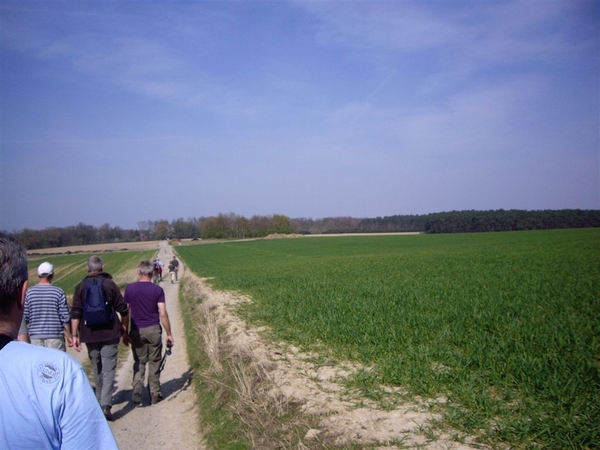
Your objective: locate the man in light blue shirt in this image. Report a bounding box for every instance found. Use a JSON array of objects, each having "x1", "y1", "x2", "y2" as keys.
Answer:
[{"x1": 0, "y1": 235, "x2": 118, "y2": 449}]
